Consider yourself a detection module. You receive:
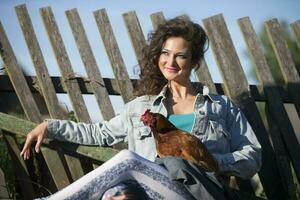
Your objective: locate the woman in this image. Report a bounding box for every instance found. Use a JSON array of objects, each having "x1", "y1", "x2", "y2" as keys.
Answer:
[{"x1": 21, "y1": 16, "x2": 261, "y2": 200}]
